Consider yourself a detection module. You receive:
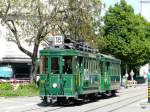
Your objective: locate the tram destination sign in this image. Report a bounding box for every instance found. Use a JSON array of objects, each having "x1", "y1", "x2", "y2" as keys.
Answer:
[
  {"x1": 54, "y1": 36, "x2": 64, "y2": 46},
  {"x1": 47, "y1": 34, "x2": 64, "y2": 47}
]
